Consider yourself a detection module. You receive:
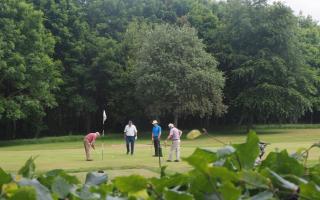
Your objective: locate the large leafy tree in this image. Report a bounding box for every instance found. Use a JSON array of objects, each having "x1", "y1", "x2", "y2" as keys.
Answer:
[
  {"x1": 0, "y1": 0, "x2": 61, "y2": 138},
  {"x1": 297, "y1": 16, "x2": 320, "y2": 122},
  {"x1": 27, "y1": 0, "x2": 94, "y2": 133},
  {"x1": 209, "y1": 0, "x2": 318, "y2": 125},
  {"x1": 133, "y1": 23, "x2": 226, "y2": 125},
  {"x1": 28, "y1": 0, "x2": 123, "y2": 133}
]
